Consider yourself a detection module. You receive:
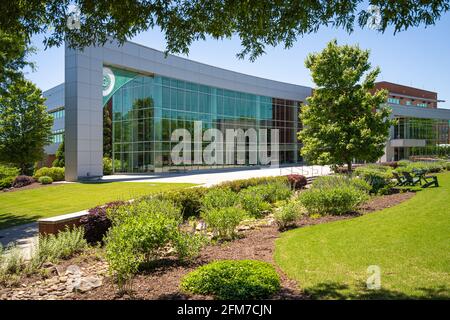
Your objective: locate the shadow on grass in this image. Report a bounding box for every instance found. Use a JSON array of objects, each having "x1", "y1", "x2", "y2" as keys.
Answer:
[
  {"x1": 304, "y1": 281, "x2": 450, "y2": 300},
  {"x1": 0, "y1": 212, "x2": 42, "y2": 231}
]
